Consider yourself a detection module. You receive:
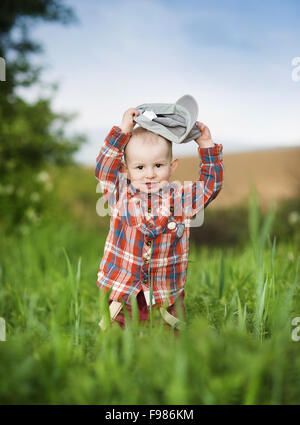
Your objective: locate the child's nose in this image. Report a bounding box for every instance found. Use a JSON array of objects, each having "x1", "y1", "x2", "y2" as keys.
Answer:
[{"x1": 145, "y1": 168, "x2": 155, "y2": 178}]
